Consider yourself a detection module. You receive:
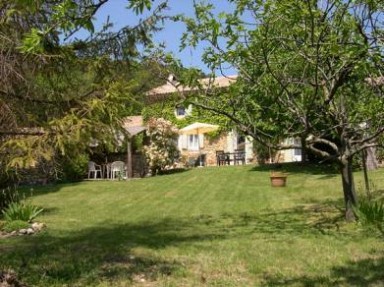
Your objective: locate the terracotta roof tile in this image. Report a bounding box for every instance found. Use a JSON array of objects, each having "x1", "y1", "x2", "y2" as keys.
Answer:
[
  {"x1": 146, "y1": 75, "x2": 238, "y2": 97},
  {"x1": 122, "y1": 116, "x2": 146, "y2": 136}
]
